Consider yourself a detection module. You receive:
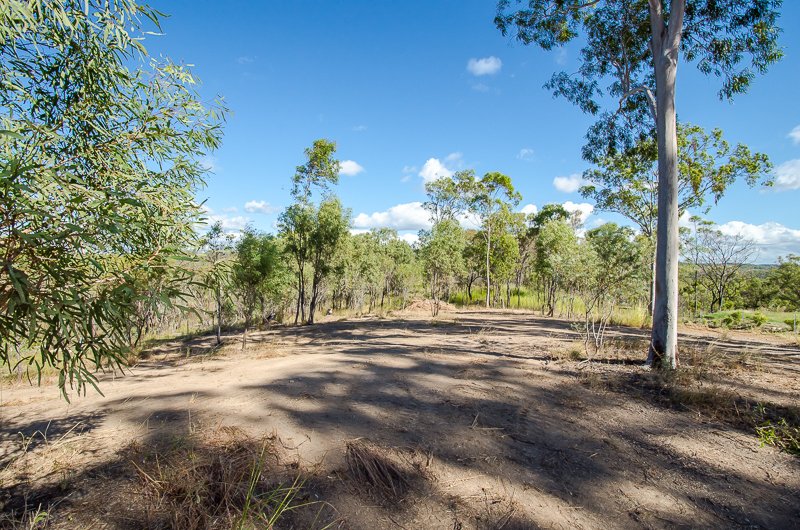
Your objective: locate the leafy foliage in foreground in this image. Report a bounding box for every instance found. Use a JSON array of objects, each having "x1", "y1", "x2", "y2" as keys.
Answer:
[{"x1": 0, "y1": 1, "x2": 224, "y2": 396}]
